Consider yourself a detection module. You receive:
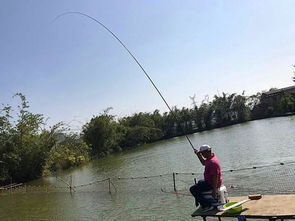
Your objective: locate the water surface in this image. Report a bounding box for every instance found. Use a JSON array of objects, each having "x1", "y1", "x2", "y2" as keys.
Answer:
[{"x1": 1, "y1": 116, "x2": 294, "y2": 220}]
